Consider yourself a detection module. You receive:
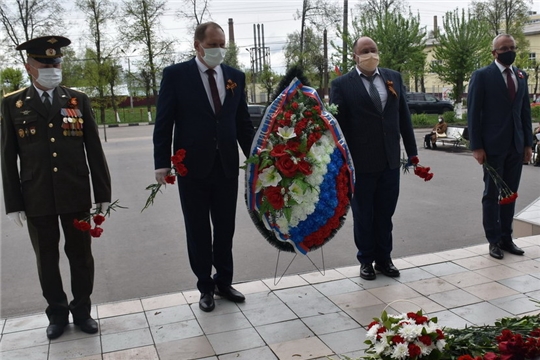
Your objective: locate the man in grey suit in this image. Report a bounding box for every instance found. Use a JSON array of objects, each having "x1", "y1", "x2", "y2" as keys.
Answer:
[
  {"x1": 330, "y1": 36, "x2": 417, "y2": 280},
  {"x1": 467, "y1": 34, "x2": 533, "y2": 260}
]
